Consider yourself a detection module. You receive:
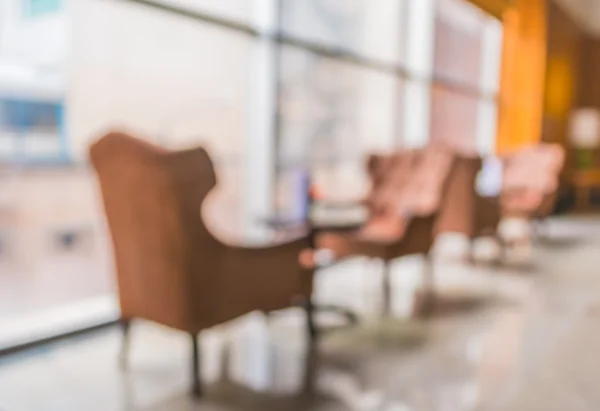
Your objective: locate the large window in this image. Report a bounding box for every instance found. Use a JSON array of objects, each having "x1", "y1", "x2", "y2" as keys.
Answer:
[
  {"x1": 276, "y1": 46, "x2": 400, "y2": 206},
  {"x1": 70, "y1": 0, "x2": 252, "y2": 221},
  {"x1": 275, "y1": 0, "x2": 502, "y2": 212},
  {"x1": 276, "y1": 0, "x2": 407, "y2": 212},
  {"x1": 0, "y1": 0, "x2": 504, "y2": 347},
  {"x1": 0, "y1": 0, "x2": 254, "y2": 348},
  {"x1": 280, "y1": 0, "x2": 406, "y2": 64}
]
